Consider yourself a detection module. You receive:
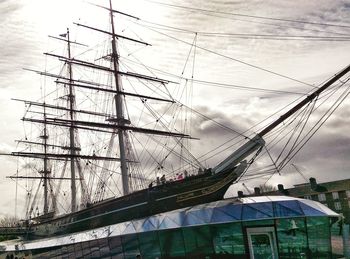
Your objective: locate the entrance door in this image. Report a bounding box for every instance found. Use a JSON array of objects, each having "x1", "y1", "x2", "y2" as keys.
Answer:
[{"x1": 247, "y1": 227, "x2": 278, "y2": 259}]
